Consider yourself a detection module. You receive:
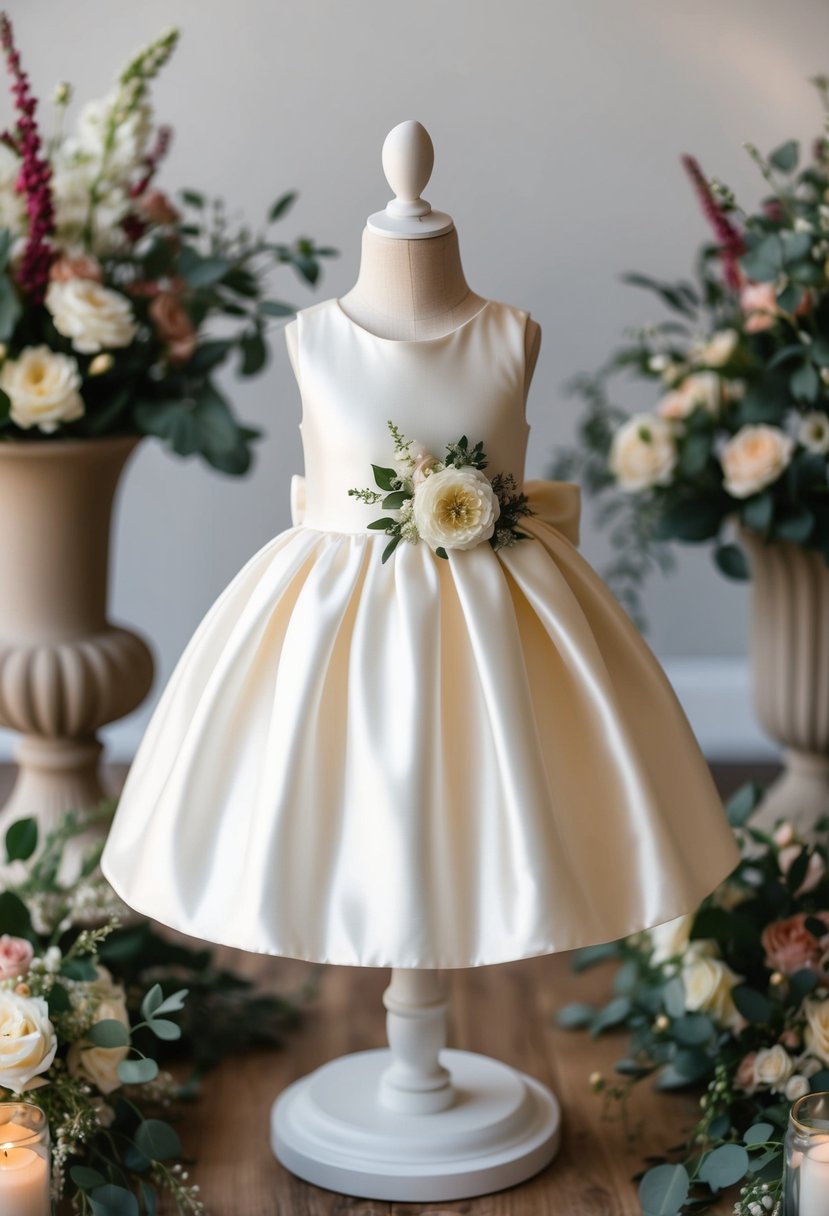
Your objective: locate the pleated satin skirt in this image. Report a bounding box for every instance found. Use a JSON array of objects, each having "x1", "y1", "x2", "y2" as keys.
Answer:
[{"x1": 102, "y1": 482, "x2": 739, "y2": 968}]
